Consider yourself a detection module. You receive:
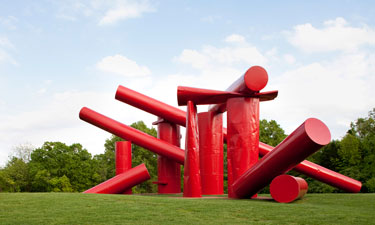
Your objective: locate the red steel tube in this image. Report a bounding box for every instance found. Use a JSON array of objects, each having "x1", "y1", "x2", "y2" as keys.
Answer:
[
  {"x1": 198, "y1": 111, "x2": 224, "y2": 195},
  {"x1": 154, "y1": 118, "x2": 181, "y2": 194},
  {"x1": 79, "y1": 107, "x2": 185, "y2": 164},
  {"x1": 183, "y1": 101, "x2": 202, "y2": 197},
  {"x1": 232, "y1": 118, "x2": 331, "y2": 198},
  {"x1": 113, "y1": 85, "x2": 361, "y2": 192},
  {"x1": 115, "y1": 141, "x2": 132, "y2": 194},
  {"x1": 226, "y1": 97, "x2": 260, "y2": 197},
  {"x1": 270, "y1": 175, "x2": 308, "y2": 203},
  {"x1": 258, "y1": 142, "x2": 362, "y2": 193},
  {"x1": 209, "y1": 66, "x2": 269, "y2": 114},
  {"x1": 116, "y1": 85, "x2": 186, "y2": 126},
  {"x1": 83, "y1": 164, "x2": 150, "y2": 194}
]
